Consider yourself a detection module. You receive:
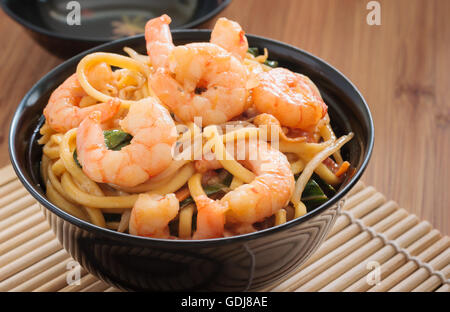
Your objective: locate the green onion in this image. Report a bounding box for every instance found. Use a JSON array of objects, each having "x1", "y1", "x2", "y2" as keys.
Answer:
[
  {"x1": 264, "y1": 60, "x2": 279, "y2": 68},
  {"x1": 248, "y1": 47, "x2": 259, "y2": 57},
  {"x1": 179, "y1": 184, "x2": 228, "y2": 208},
  {"x1": 73, "y1": 149, "x2": 82, "y2": 168}
]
